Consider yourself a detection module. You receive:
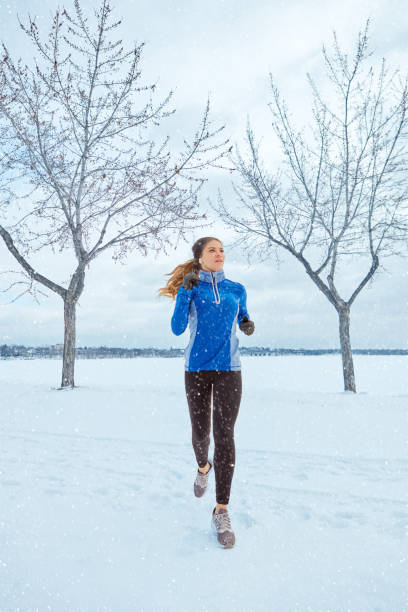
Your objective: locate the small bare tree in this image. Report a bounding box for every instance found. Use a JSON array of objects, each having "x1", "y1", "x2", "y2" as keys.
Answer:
[
  {"x1": 0, "y1": 0, "x2": 228, "y2": 388},
  {"x1": 215, "y1": 22, "x2": 408, "y2": 392}
]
